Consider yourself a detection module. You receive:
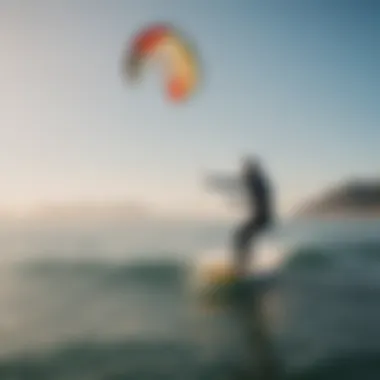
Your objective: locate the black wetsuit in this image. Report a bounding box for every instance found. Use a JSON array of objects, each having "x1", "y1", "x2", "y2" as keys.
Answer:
[{"x1": 233, "y1": 167, "x2": 273, "y2": 272}]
